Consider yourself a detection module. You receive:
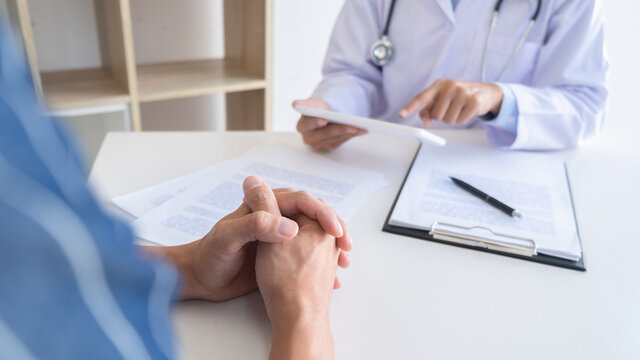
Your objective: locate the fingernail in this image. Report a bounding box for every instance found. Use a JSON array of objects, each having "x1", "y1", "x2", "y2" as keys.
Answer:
[
  {"x1": 277, "y1": 218, "x2": 298, "y2": 237},
  {"x1": 318, "y1": 119, "x2": 327, "y2": 126},
  {"x1": 244, "y1": 176, "x2": 263, "y2": 191},
  {"x1": 348, "y1": 127, "x2": 358, "y2": 134},
  {"x1": 399, "y1": 109, "x2": 408, "y2": 118},
  {"x1": 335, "y1": 219, "x2": 344, "y2": 236}
]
